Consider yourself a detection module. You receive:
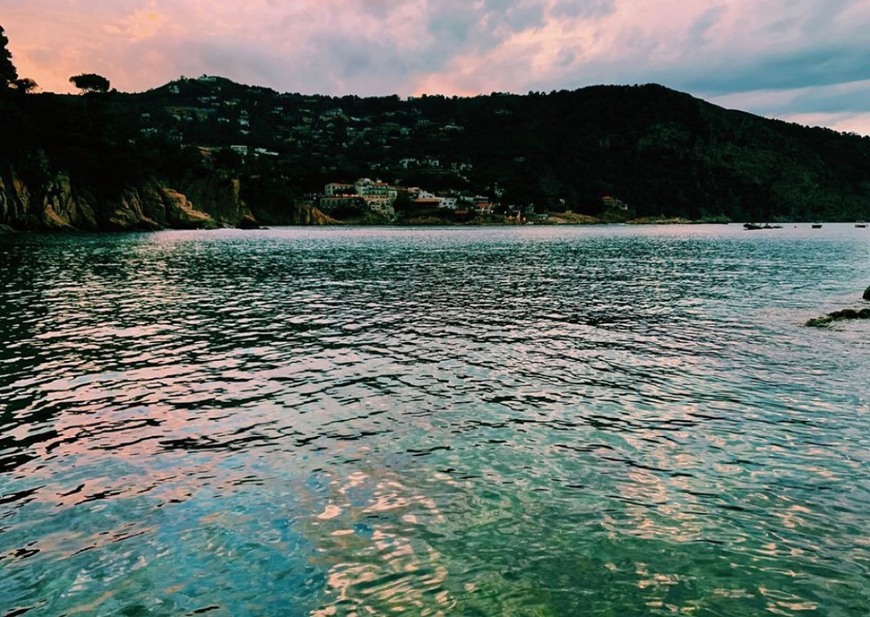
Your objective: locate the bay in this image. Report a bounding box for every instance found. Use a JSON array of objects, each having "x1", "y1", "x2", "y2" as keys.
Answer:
[{"x1": 1, "y1": 224, "x2": 868, "y2": 616}]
